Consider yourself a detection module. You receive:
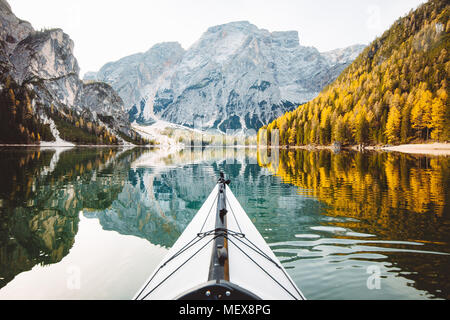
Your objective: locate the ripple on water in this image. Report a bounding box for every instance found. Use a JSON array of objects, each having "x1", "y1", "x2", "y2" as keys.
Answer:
[
  {"x1": 294, "y1": 234, "x2": 321, "y2": 239},
  {"x1": 271, "y1": 234, "x2": 449, "y2": 300},
  {"x1": 306, "y1": 225, "x2": 378, "y2": 239}
]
